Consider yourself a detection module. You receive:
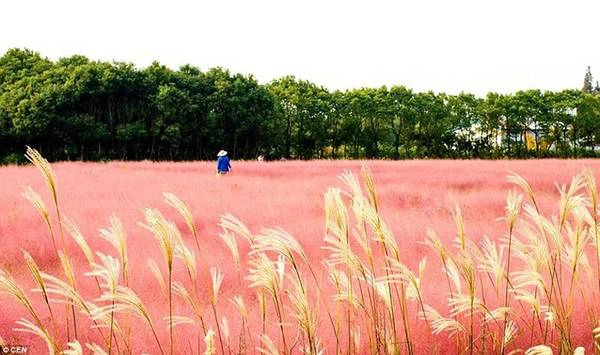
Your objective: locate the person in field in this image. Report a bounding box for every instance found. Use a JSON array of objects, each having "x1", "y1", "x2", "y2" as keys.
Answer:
[{"x1": 216, "y1": 150, "x2": 232, "y2": 174}]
